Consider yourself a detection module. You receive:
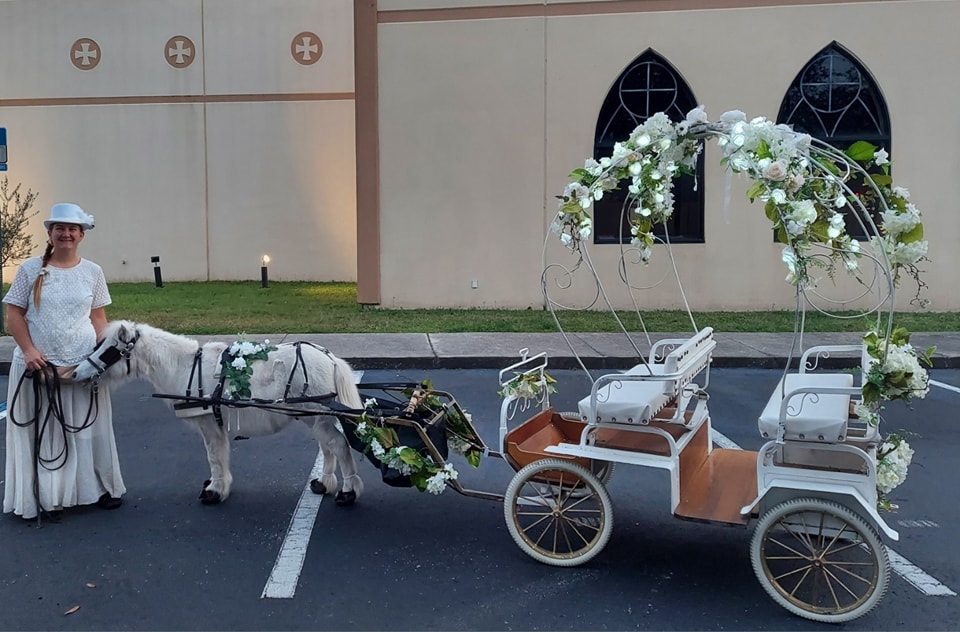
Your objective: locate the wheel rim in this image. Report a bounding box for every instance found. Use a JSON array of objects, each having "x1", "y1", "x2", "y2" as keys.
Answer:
[
  {"x1": 755, "y1": 500, "x2": 886, "y2": 620},
  {"x1": 507, "y1": 460, "x2": 612, "y2": 565}
]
